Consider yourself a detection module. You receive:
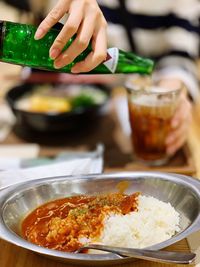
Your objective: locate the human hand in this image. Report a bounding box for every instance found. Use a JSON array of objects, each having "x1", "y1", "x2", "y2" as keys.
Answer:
[
  {"x1": 34, "y1": 0, "x2": 107, "y2": 73},
  {"x1": 159, "y1": 79, "x2": 192, "y2": 155}
]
